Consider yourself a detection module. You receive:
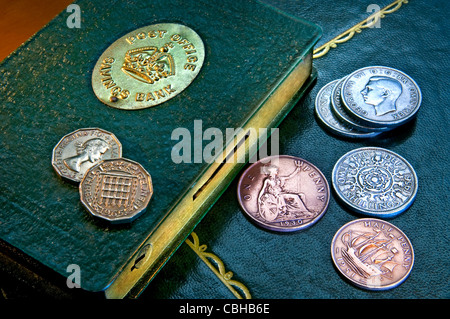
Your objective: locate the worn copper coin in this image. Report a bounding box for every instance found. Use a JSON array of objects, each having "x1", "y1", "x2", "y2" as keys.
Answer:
[
  {"x1": 79, "y1": 158, "x2": 153, "y2": 224},
  {"x1": 315, "y1": 79, "x2": 381, "y2": 138},
  {"x1": 92, "y1": 23, "x2": 205, "y2": 110},
  {"x1": 237, "y1": 155, "x2": 329, "y2": 232},
  {"x1": 332, "y1": 147, "x2": 418, "y2": 218},
  {"x1": 52, "y1": 128, "x2": 122, "y2": 183},
  {"x1": 340, "y1": 66, "x2": 422, "y2": 128},
  {"x1": 331, "y1": 218, "x2": 414, "y2": 290}
]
